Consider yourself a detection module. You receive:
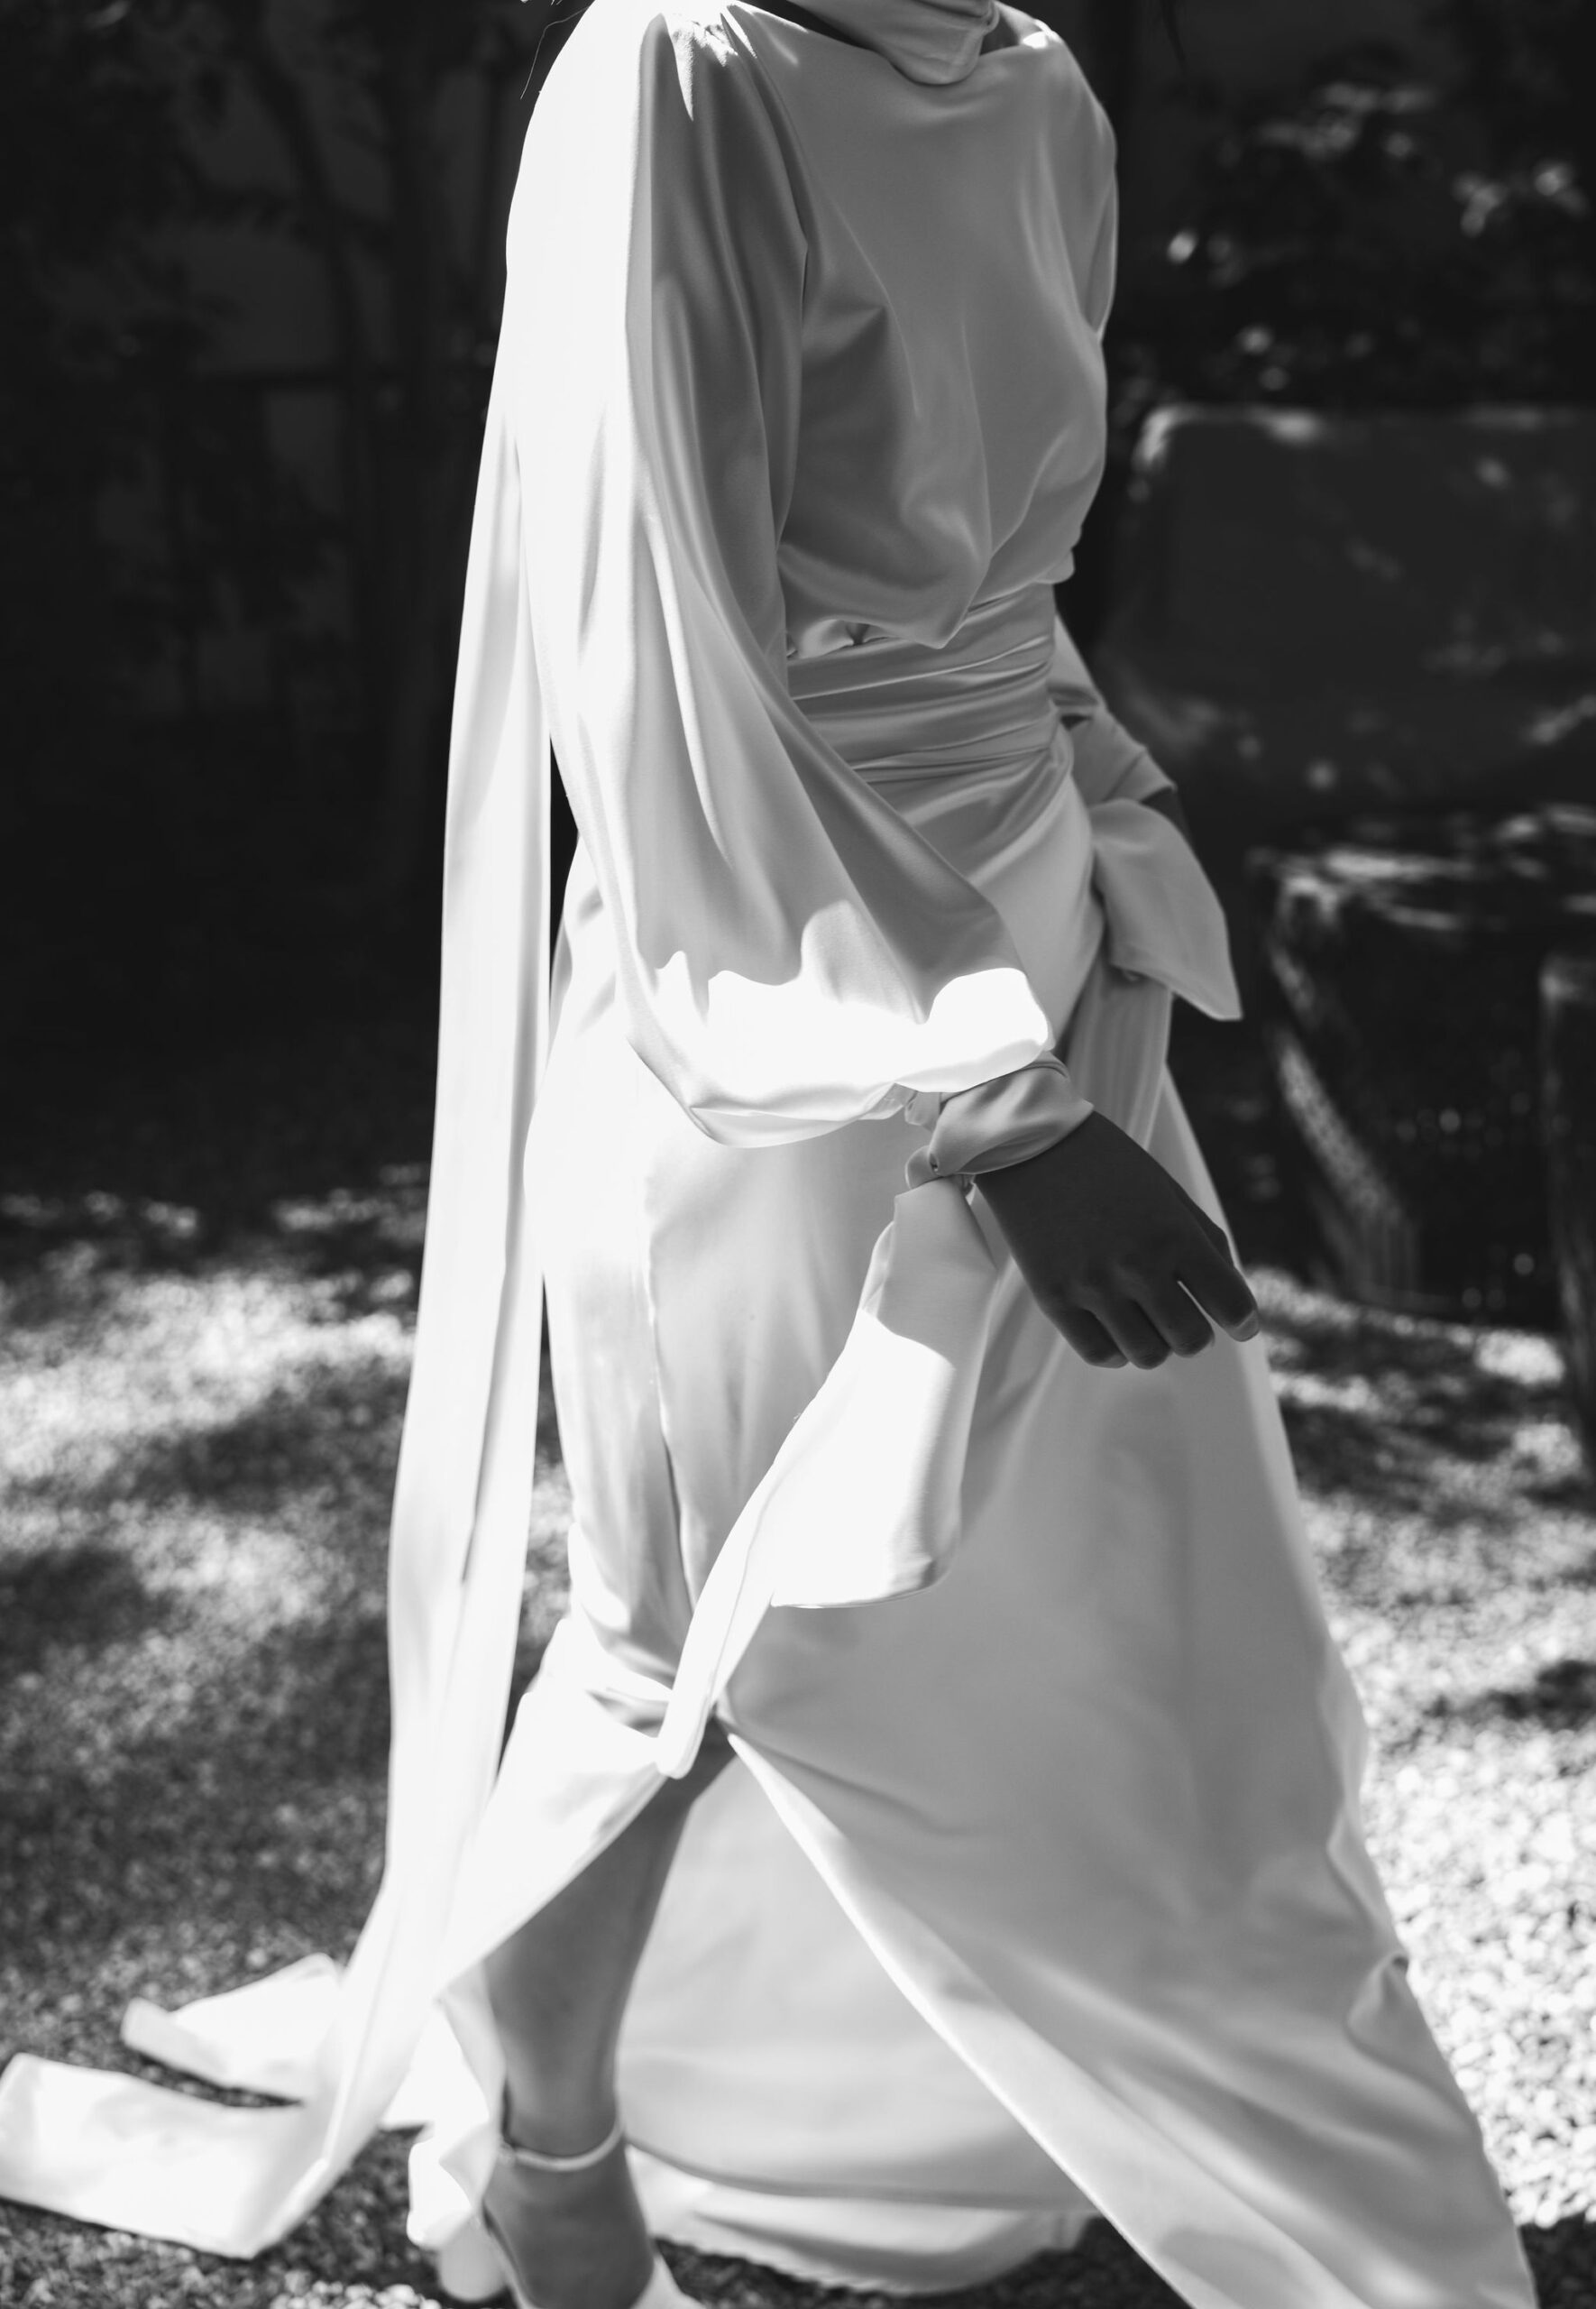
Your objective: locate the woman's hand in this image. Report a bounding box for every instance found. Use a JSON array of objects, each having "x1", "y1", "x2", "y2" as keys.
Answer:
[{"x1": 977, "y1": 1111, "x2": 1260, "y2": 1369}]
